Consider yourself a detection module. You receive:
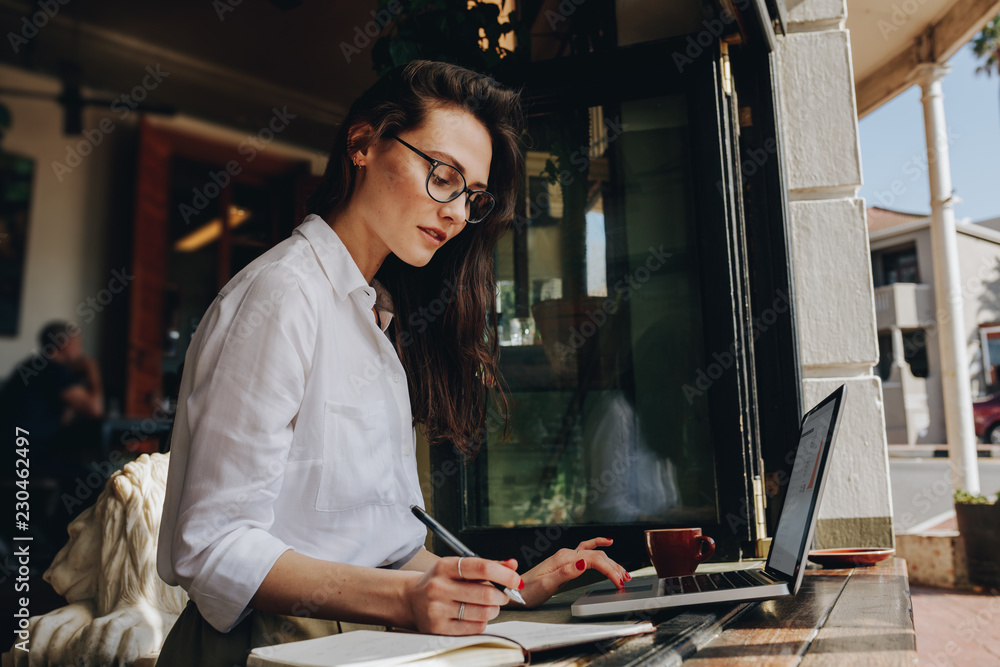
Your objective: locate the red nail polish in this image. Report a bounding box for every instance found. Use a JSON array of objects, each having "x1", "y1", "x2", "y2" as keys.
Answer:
[
  {"x1": 518, "y1": 579, "x2": 525, "y2": 590},
  {"x1": 625, "y1": 573, "x2": 632, "y2": 581},
  {"x1": 576, "y1": 559, "x2": 586, "y2": 571},
  {"x1": 619, "y1": 577, "x2": 625, "y2": 587}
]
